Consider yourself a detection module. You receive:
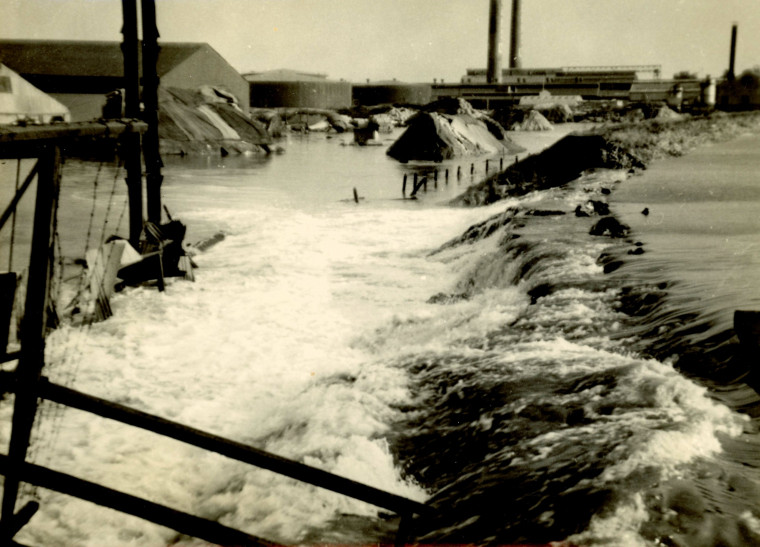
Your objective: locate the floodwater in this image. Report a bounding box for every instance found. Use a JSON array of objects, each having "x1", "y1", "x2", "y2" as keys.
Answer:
[{"x1": 0, "y1": 124, "x2": 758, "y2": 546}]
